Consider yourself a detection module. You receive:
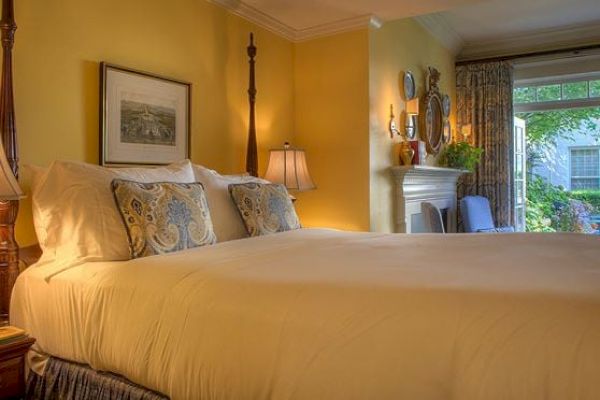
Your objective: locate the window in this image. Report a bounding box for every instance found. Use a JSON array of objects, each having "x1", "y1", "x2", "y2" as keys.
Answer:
[
  {"x1": 570, "y1": 148, "x2": 600, "y2": 190},
  {"x1": 514, "y1": 76, "x2": 600, "y2": 112}
]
